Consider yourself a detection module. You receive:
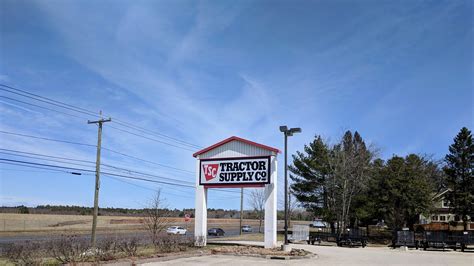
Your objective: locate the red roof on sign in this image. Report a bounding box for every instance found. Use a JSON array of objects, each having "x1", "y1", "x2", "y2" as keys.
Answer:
[{"x1": 192, "y1": 136, "x2": 280, "y2": 157}]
